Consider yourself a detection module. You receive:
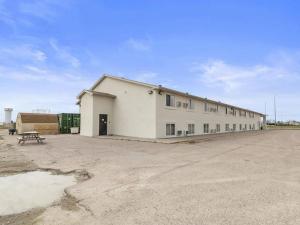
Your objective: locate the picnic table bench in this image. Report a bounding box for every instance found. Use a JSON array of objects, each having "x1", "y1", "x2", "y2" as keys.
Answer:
[{"x1": 17, "y1": 131, "x2": 46, "y2": 144}]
